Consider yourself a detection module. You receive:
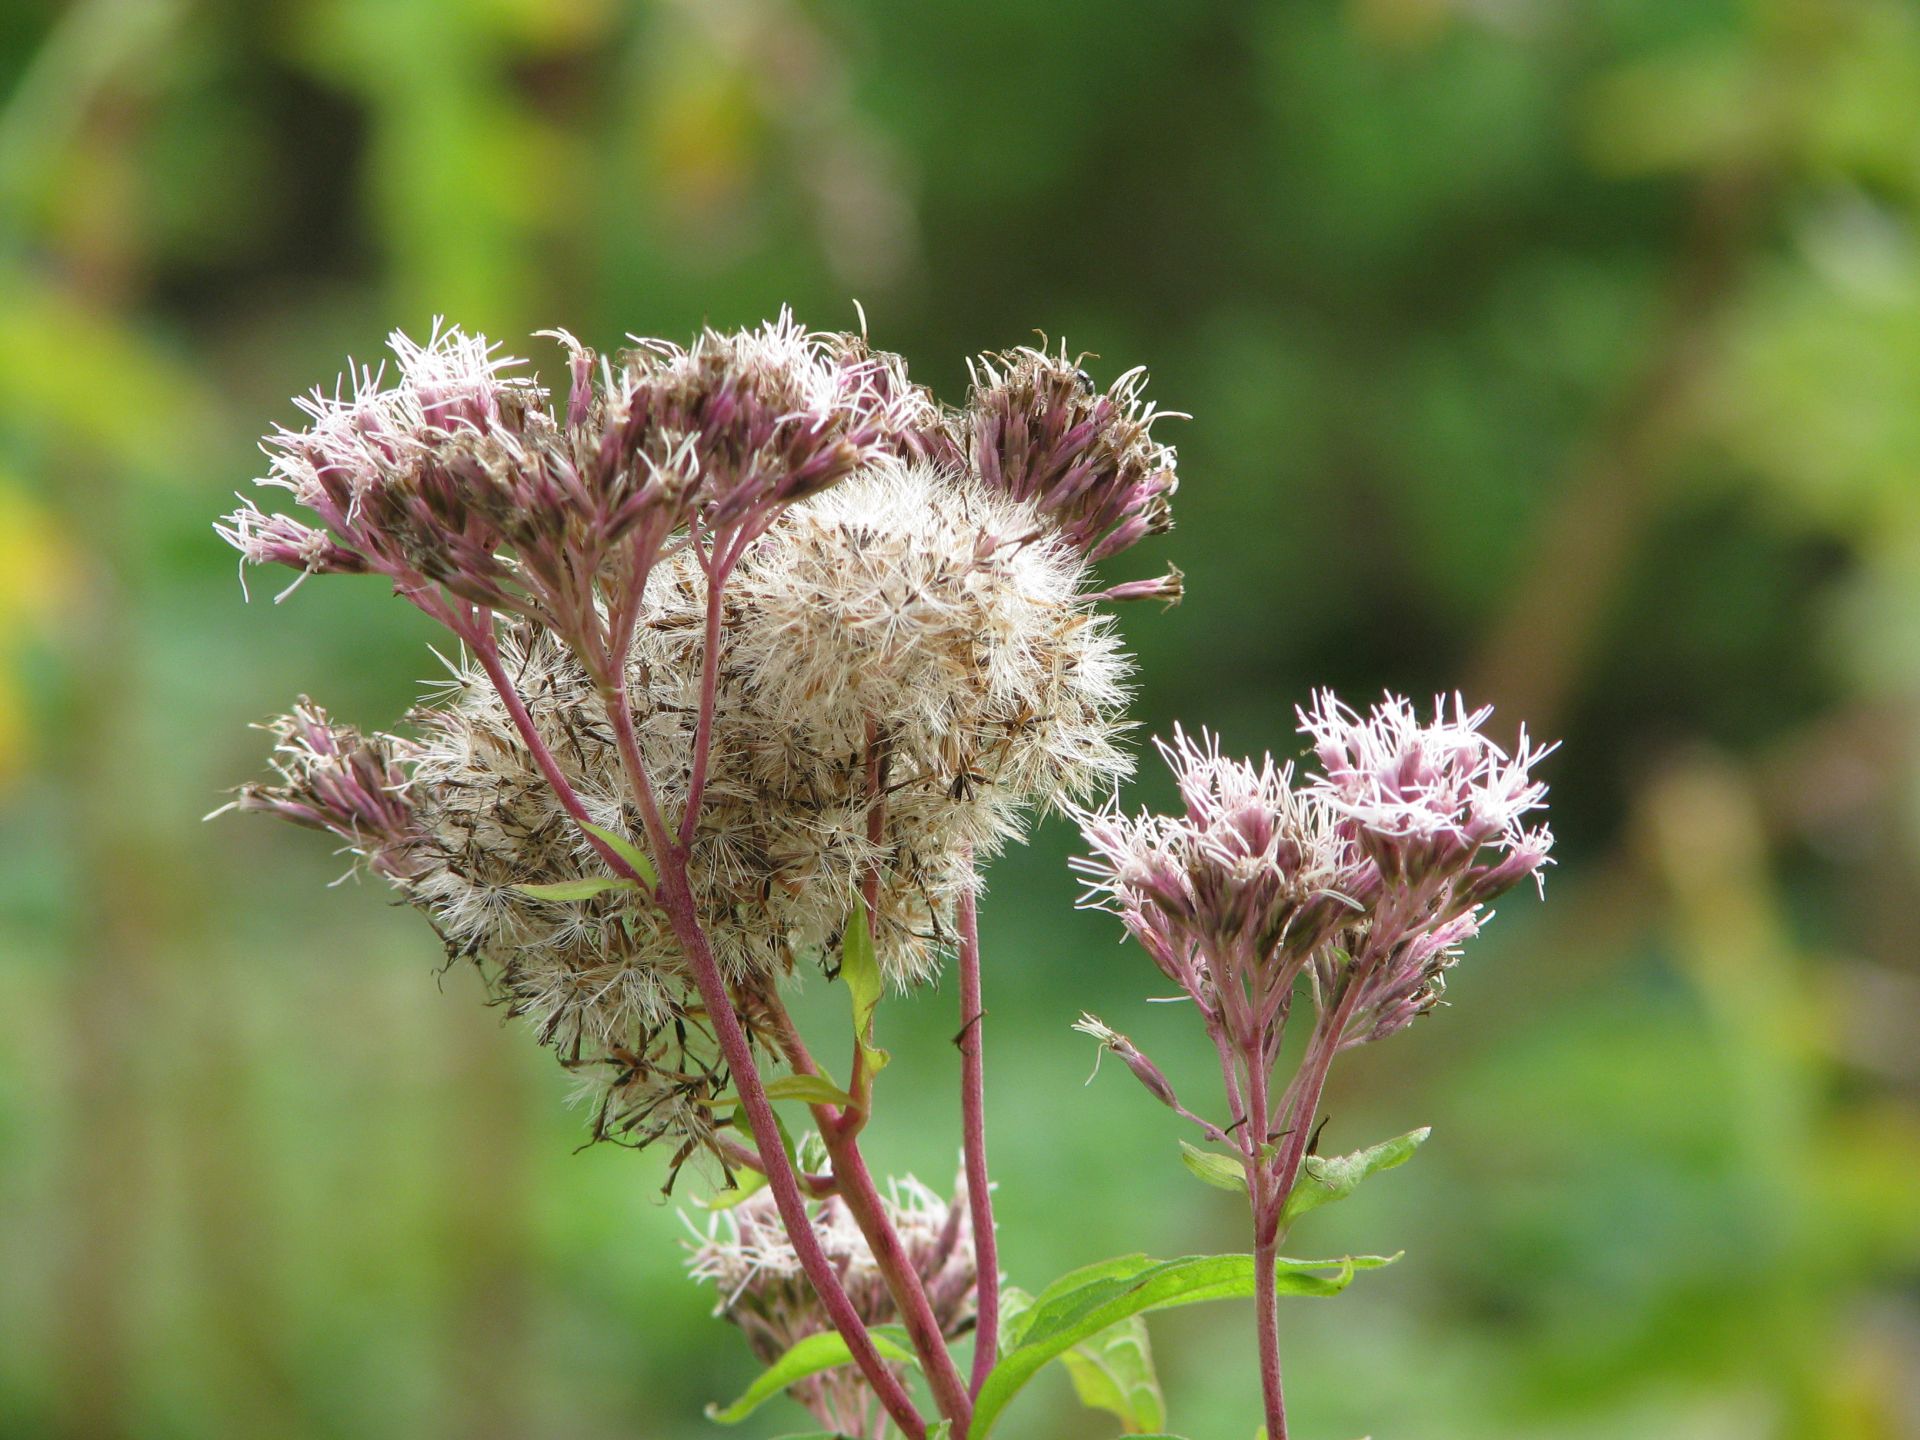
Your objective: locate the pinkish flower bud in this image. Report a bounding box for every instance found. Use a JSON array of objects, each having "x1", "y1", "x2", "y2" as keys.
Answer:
[
  {"x1": 964, "y1": 345, "x2": 1180, "y2": 564},
  {"x1": 1073, "y1": 1014, "x2": 1184, "y2": 1112},
  {"x1": 226, "y1": 699, "x2": 426, "y2": 881}
]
